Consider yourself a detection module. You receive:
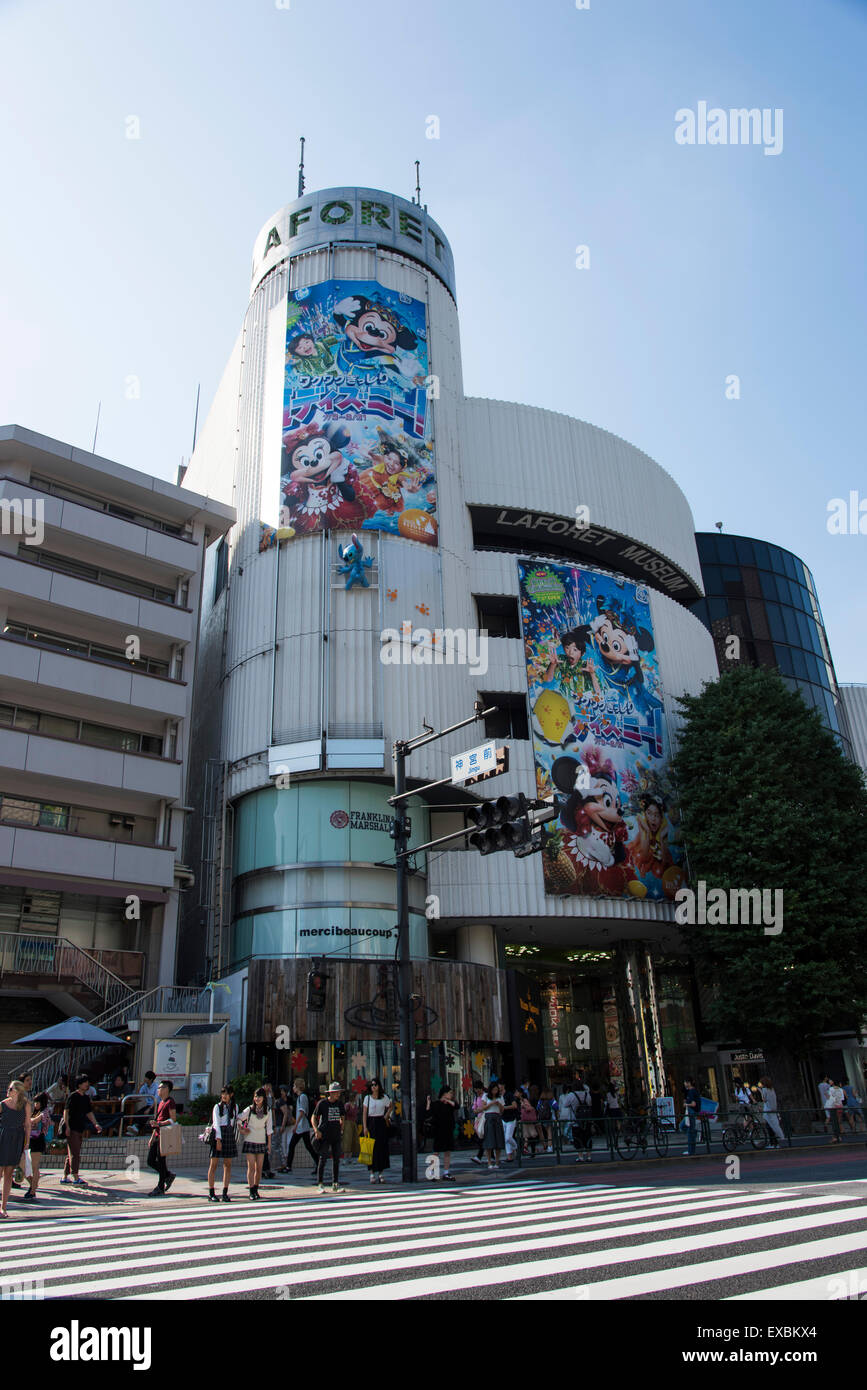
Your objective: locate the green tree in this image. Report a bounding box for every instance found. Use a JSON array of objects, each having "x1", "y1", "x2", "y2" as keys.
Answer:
[{"x1": 673, "y1": 666, "x2": 867, "y2": 1056}]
